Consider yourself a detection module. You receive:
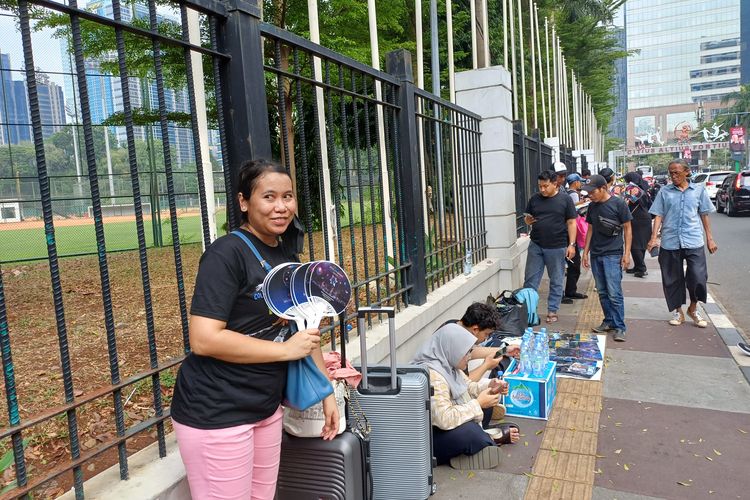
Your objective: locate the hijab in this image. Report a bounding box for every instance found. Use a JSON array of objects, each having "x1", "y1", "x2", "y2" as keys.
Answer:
[{"x1": 412, "y1": 323, "x2": 477, "y2": 400}]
